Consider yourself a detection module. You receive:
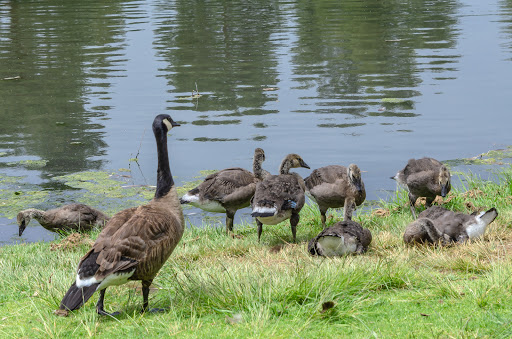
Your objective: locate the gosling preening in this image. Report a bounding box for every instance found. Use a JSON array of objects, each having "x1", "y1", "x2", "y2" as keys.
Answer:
[
  {"x1": 59, "y1": 114, "x2": 184, "y2": 316},
  {"x1": 392, "y1": 157, "x2": 451, "y2": 218},
  {"x1": 180, "y1": 148, "x2": 269, "y2": 233},
  {"x1": 17, "y1": 203, "x2": 109, "y2": 236},
  {"x1": 251, "y1": 154, "x2": 310, "y2": 242},
  {"x1": 305, "y1": 164, "x2": 366, "y2": 228},
  {"x1": 403, "y1": 205, "x2": 498, "y2": 245},
  {"x1": 308, "y1": 220, "x2": 372, "y2": 256}
]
